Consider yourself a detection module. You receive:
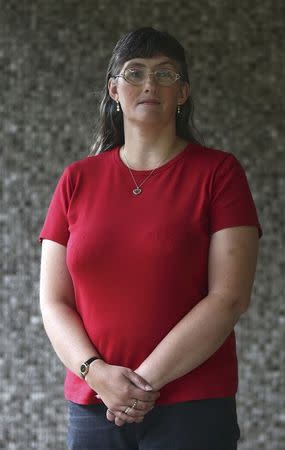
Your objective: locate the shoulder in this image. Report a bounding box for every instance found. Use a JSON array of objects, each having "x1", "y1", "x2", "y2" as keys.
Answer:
[
  {"x1": 186, "y1": 143, "x2": 239, "y2": 168},
  {"x1": 184, "y1": 143, "x2": 245, "y2": 182},
  {"x1": 63, "y1": 147, "x2": 117, "y2": 178}
]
